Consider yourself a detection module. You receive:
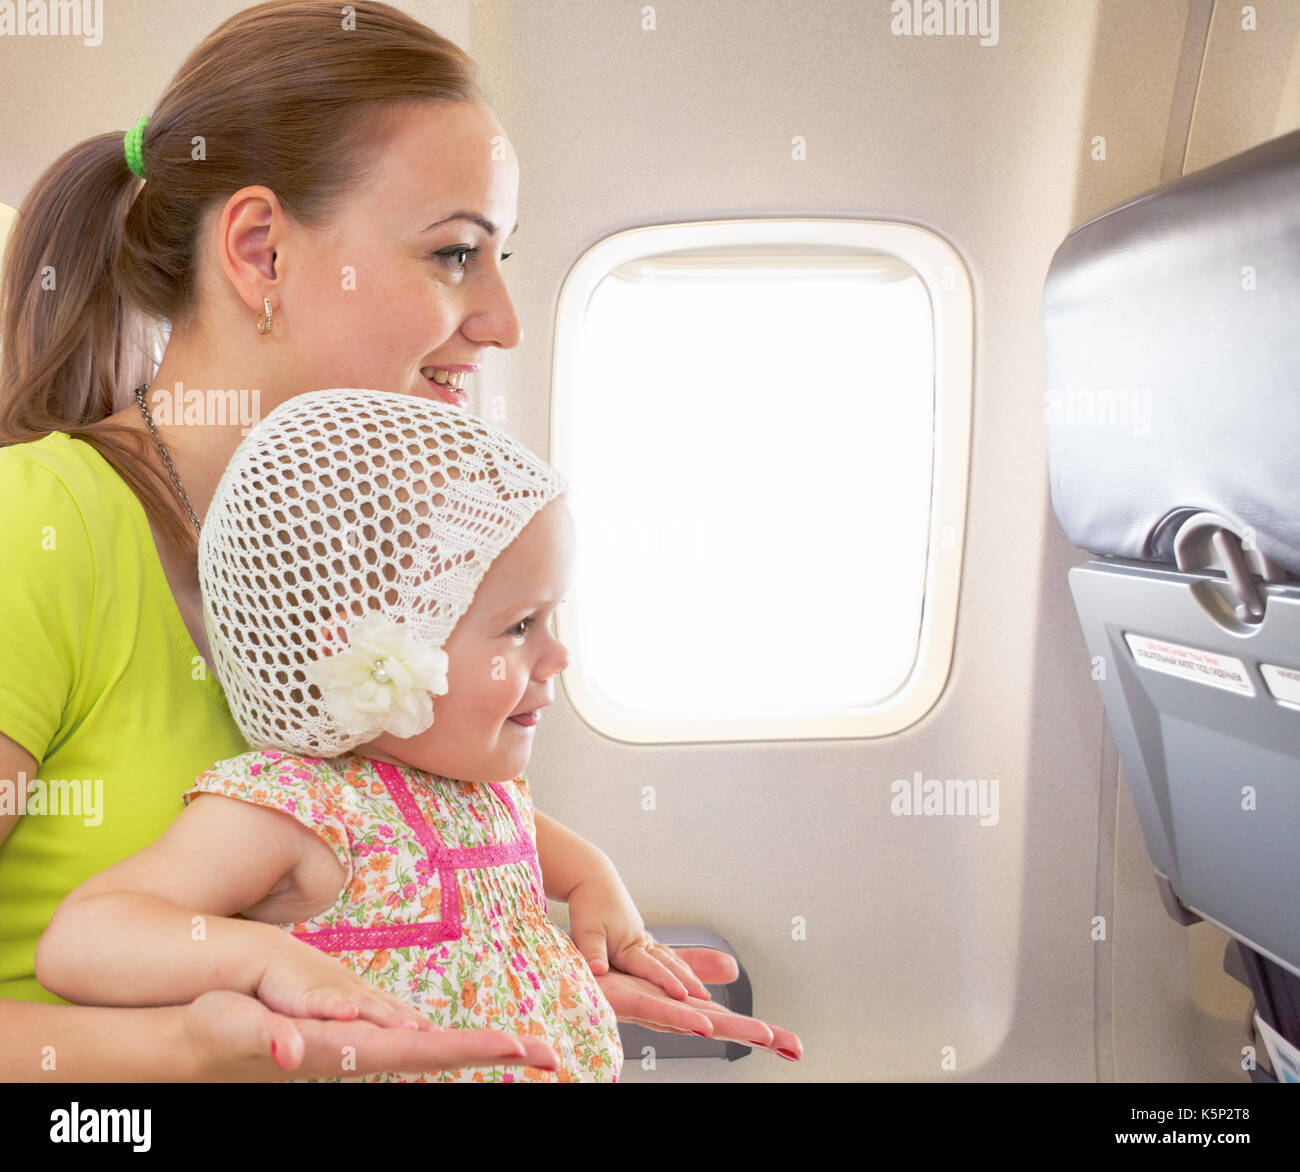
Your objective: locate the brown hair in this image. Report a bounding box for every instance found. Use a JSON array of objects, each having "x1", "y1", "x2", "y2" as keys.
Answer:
[{"x1": 0, "y1": 1, "x2": 484, "y2": 558}]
